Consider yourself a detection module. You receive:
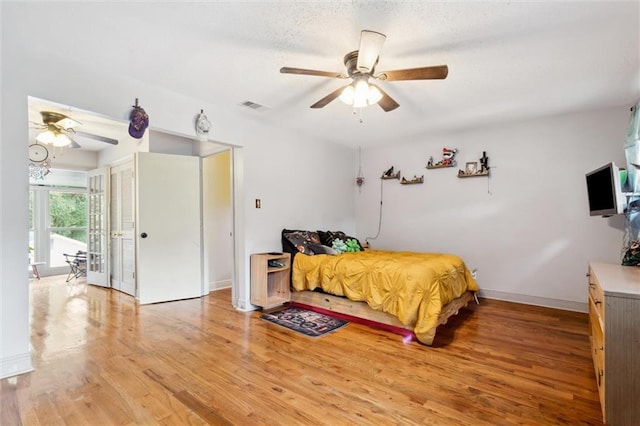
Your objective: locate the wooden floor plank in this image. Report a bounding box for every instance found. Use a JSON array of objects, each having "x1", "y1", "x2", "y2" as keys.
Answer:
[{"x1": 0, "y1": 276, "x2": 604, "y2": 425}]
